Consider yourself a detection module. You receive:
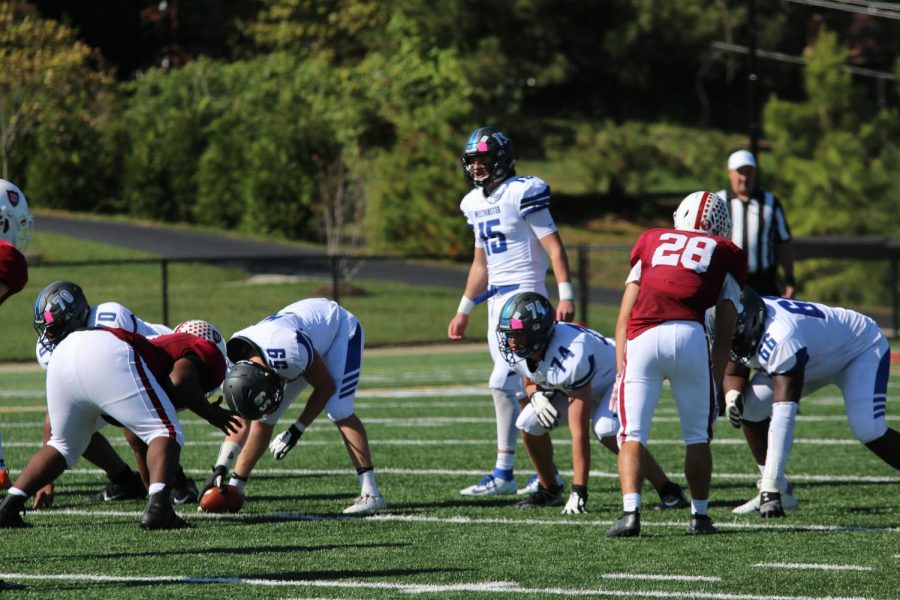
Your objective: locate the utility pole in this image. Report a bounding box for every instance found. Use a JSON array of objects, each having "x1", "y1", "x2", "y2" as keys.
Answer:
[{"x1": 748, "y1": 0, "x2": 760, "y2": 159}]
